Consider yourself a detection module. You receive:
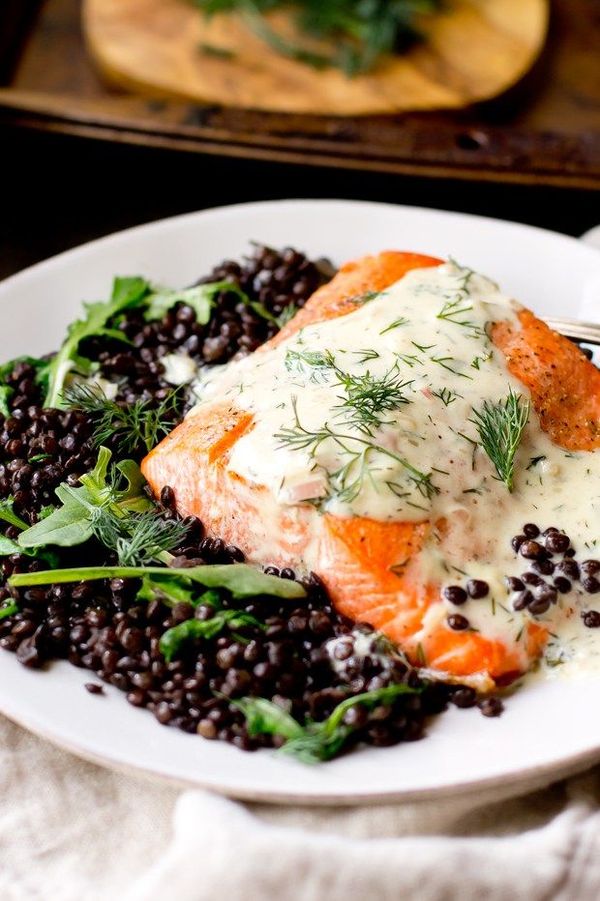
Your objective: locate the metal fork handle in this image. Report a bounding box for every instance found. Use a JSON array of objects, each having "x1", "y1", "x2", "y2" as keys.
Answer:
[{"x1": 543, "y1": 317, "x2": 600, "y2": 345}]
